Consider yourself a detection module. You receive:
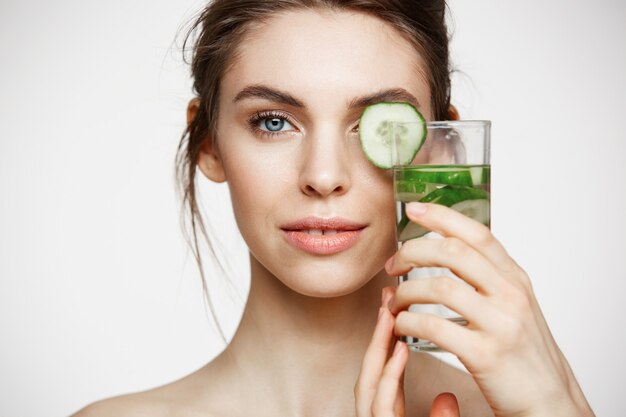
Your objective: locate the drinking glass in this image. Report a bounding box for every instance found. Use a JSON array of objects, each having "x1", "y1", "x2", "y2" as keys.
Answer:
[{"x1": 391, "y1": 120, "x2": 491, "y2": 352}]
